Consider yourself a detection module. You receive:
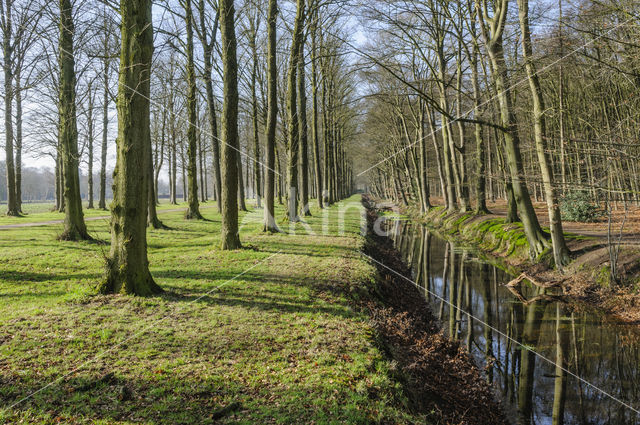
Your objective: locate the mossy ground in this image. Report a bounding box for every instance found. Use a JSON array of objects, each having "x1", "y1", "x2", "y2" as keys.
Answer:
[
  {"x1": 0, "y1": 196, "x2": 423, "y2": 424},
  {"x1": 423, "y1": 209, "x2": 533, "y2": 261}
]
